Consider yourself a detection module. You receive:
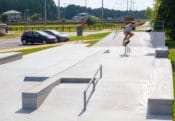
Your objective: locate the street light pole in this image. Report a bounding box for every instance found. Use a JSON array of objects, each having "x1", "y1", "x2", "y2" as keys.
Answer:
[
  {"x1": 127, "y1": 0, "x2": 129, "y2": 11},
  {"x1": 58, "y1": 0, "x2": 61, "y2": 20},
  {"x1": 44, "y1": 0, "x2": 47, "y2": 25},
  {"x1": 26, "y1": 9, "x2": 29, "y2": 31},
  {"x1": 85, "y1": 0, "x2": 87, "y2": 12}
]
